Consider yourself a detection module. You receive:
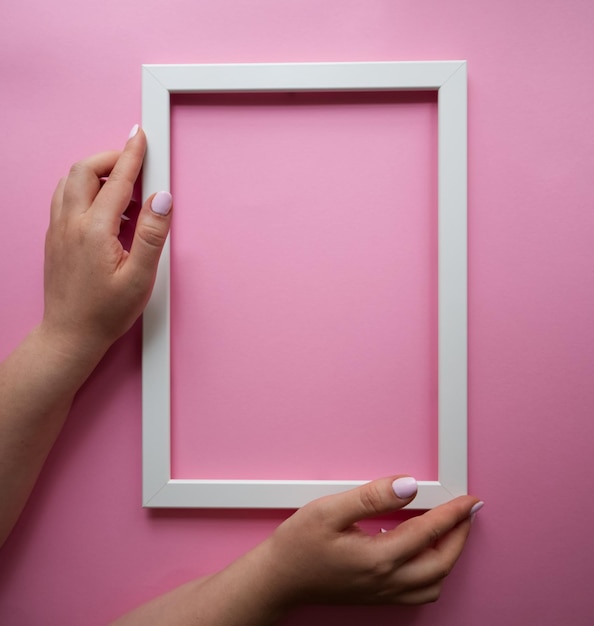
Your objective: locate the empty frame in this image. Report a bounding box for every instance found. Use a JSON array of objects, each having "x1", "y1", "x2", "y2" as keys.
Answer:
[{"x1": 142, "y1": 61, "x2": 467, "y2": 509}]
